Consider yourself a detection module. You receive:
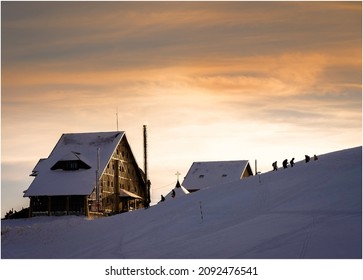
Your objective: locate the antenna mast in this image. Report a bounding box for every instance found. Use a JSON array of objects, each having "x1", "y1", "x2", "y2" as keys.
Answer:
[{"x1": 116, "y1": 107, "x2": 119, "y2": 131}]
